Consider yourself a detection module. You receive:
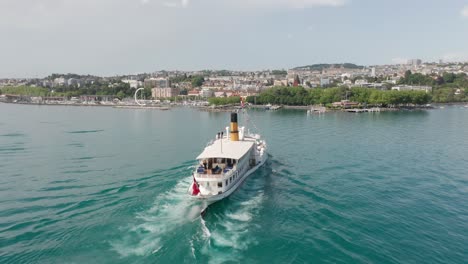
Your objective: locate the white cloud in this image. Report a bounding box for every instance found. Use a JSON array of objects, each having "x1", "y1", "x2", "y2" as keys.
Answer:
[
  {"x1": 232, "y1": 0, "x2": 347, "y2": 9},
  {"x1": 391, "y1": 57, "x2": 408, "y2": 65},
  {"x1": 182, "y1": 0, "x2": 190, "y2": 8},
  {"x1": 141, "y1": 0, "x2": 150, "y2": 5},
  {"x1": 162, "y1": 0, "x2": 190, "y2": 8},
  {"x1": 461, "y1": 5, "x2": 468, "y2": 17}
]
